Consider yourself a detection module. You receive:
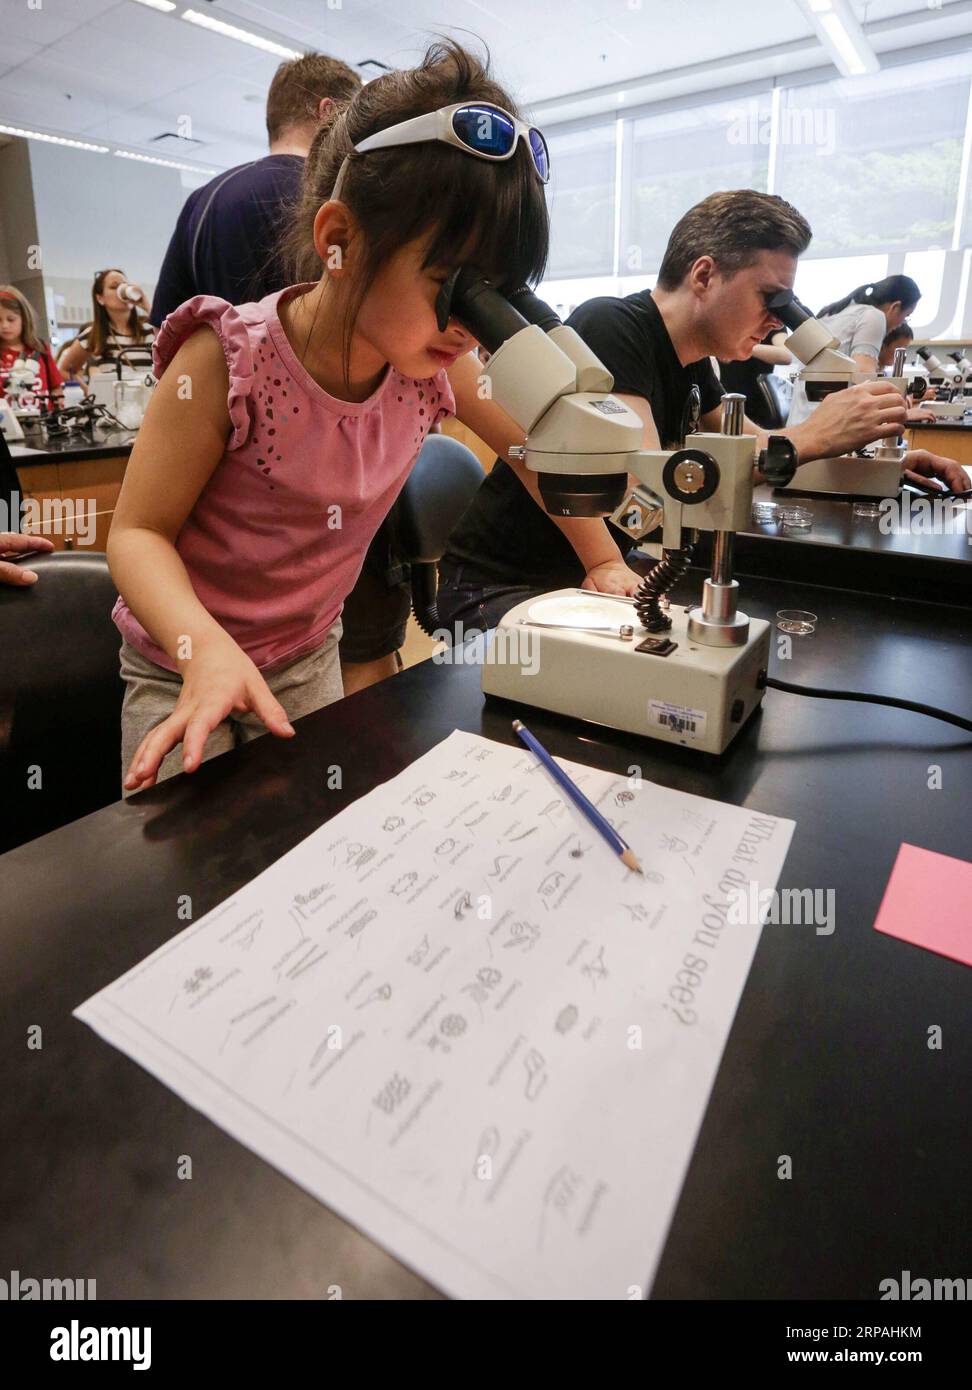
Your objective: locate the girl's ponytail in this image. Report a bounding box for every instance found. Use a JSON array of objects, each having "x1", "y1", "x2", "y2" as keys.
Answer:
[{"x1": 819, "y1": 274, "x2": 921, "y2": 320}]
